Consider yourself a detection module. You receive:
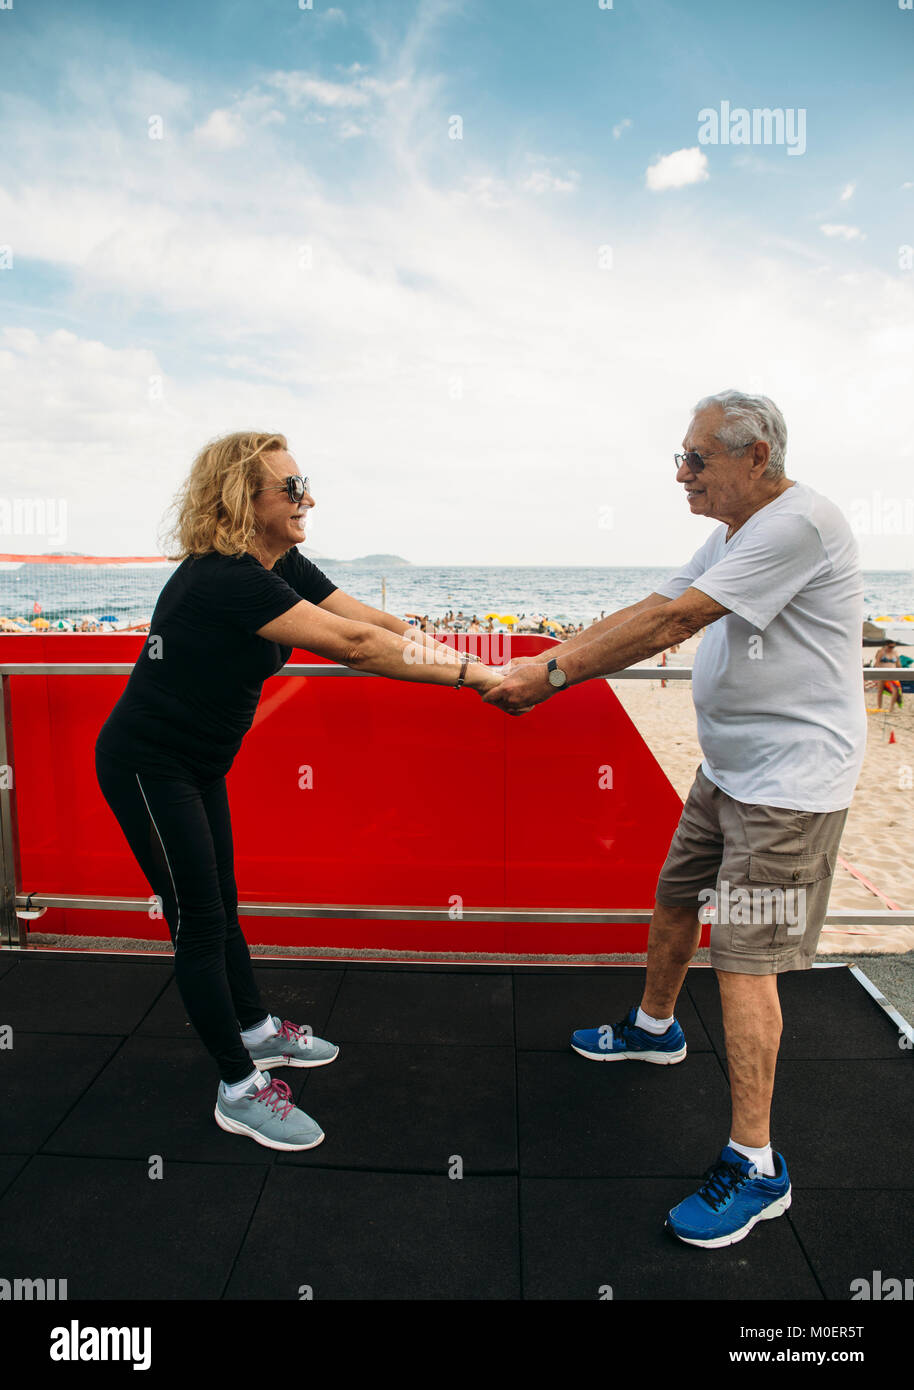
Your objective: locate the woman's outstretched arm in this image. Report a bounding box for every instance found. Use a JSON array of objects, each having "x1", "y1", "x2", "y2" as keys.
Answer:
[
  {"x1": 317, "y1": 589, "x2": 462, "y2": 663},
  {"x1": 256, "y1": 600, "x2": 501, "y2": 697}
]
